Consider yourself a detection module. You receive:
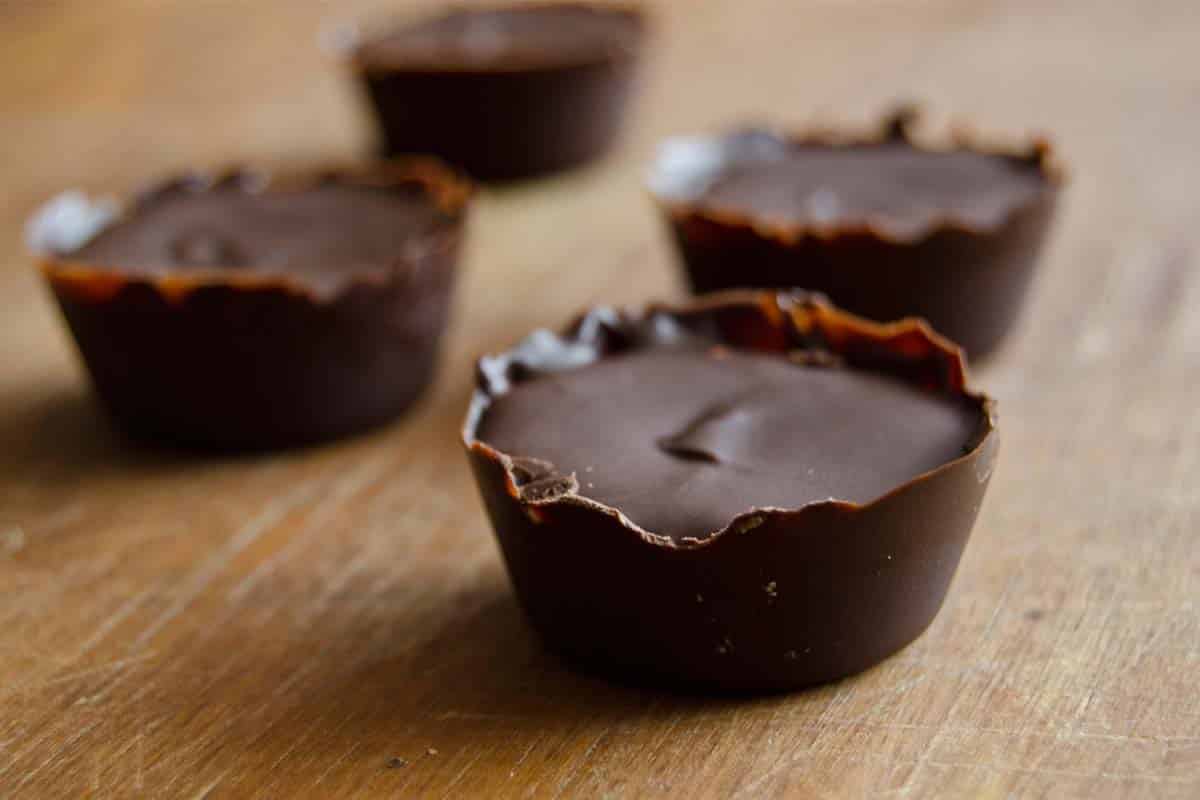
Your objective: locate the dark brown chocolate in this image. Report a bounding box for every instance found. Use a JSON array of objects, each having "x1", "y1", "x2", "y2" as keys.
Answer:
[
  {"x1": 31, "y1": 159, "x2": 471, "y2": 450},
  {"x1": 347, "y1": 3, "x2": 645, "y2": 181},
  {"x1": 649, "y1": 110, "x2": 1062, "y2": 358},
  {"x1": 463, "y1": 290, "x2": 998, "y2": 692},
  {"x1": 72, "y1": 179, "x2": 445, "y2": 290},
  {"x1": 479, "y1": 347, "x2": 979, "y2": 541}
]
